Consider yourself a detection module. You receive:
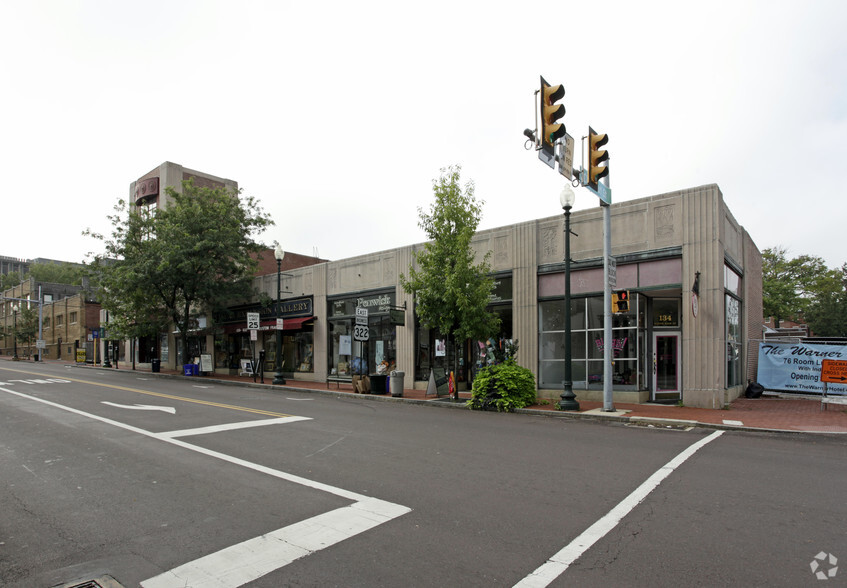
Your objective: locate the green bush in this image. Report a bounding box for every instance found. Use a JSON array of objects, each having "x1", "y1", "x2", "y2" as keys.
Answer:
[{"x1": 468, "y1": 359, "x2": 537, "y2": 412}]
